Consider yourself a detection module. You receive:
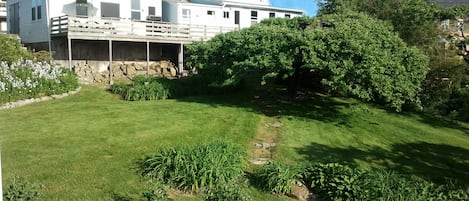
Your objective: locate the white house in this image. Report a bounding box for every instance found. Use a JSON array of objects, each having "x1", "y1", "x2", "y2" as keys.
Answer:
[
  {"x1": 0, "y1": 0, "x2": 6, "y2": 33},
  {"x1": 162, "y1": 0, "x2": 304, "y2": 28},
  {"x1": 6, "y1": 0, "x2": 305, "y2": 83},
  {"x1": 7, "y1": 0, "x2": 163, "y2": 45}
]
